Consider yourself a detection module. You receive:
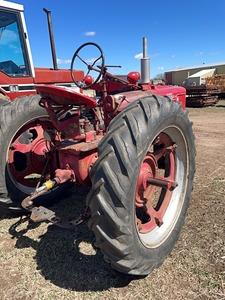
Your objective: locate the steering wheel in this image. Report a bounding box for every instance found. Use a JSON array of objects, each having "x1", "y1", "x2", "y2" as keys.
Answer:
[{"x1": 70, "y1": 42, "x2": 105, "y2": 89}]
